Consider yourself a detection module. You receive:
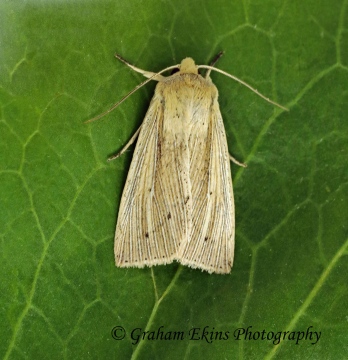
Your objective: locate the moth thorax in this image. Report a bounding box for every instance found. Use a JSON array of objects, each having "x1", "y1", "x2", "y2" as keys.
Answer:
[{"x1": 180, "y1": 58, "x2": 198, "y2": 74}]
